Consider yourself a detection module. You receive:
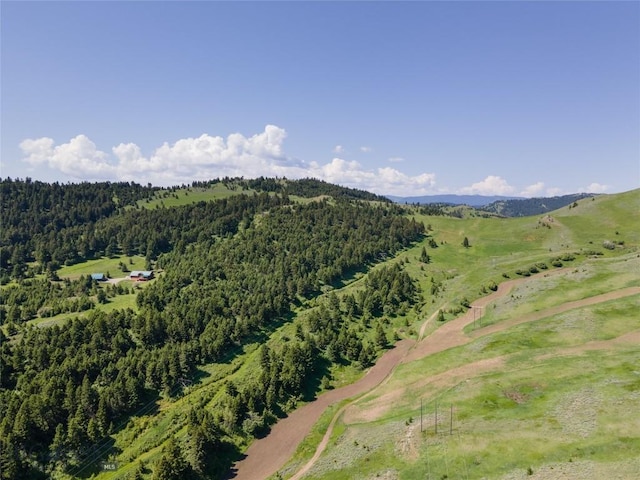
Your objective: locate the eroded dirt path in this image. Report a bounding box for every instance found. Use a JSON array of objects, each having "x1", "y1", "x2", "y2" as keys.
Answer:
[
  {"x1": 469, "y1": 286, "x2": 640, "y2": 340},
  {"x1": 227, "y1": 270, "x2": 639, "y2": 480},
  {"x1": 403, "y1": 274, "x2": 547, "y2": 363},
  {"x1": 227, "y1": 339, "x2": 414, "y2": 480}
]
